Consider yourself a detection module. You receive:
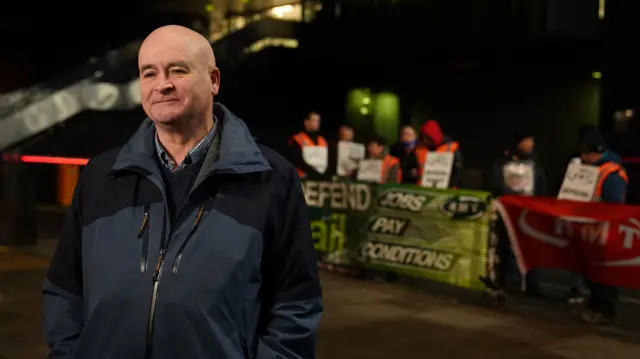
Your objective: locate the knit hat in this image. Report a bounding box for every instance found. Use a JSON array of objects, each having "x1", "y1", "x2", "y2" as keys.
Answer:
[
  {"x1": 511, "y1": 131, "x2": 534, "y2": 148},
  {"x1": 578, "y1": 131, "x2": 607, "y2": 154}
]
